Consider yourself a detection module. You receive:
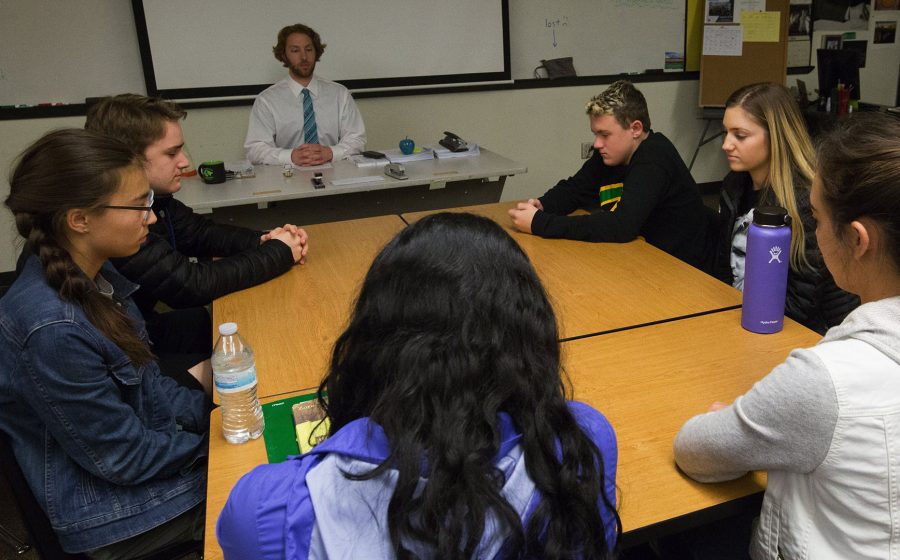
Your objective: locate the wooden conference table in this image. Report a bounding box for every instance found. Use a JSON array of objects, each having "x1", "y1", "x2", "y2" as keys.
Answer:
[
  {"x1": 204, "y1": 203, "x2": 819, "y2": 558},
  {"x1": 403, "y1": 203, "x2": 742, "y2": 339},
  {"x1": 176, "y1": 148, "x2": 526, "y2": 223},
  {"x1": 213, "y1": 203, "x2": 743, "y2": 398},
  {"x1": 564, "y1": 309, "x2": 818, "y2": 542},
  {"x1": 211, "y1": 214, "x2": 407, "y2": 399}
]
